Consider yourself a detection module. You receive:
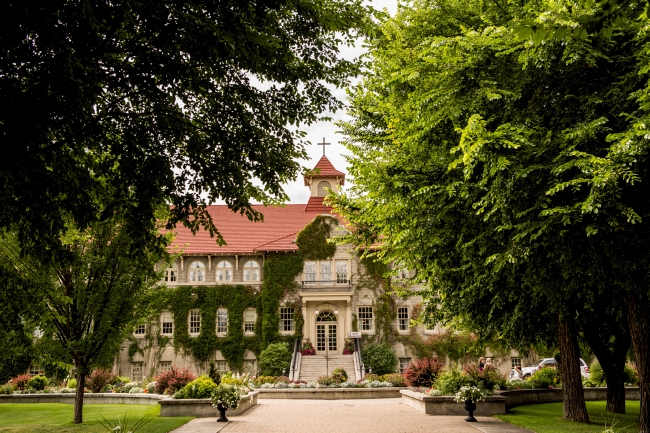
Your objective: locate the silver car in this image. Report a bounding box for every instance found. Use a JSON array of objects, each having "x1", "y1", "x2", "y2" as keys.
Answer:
[{"x1": 518, "y1": 357, "x2": 589, "y2": 379}]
